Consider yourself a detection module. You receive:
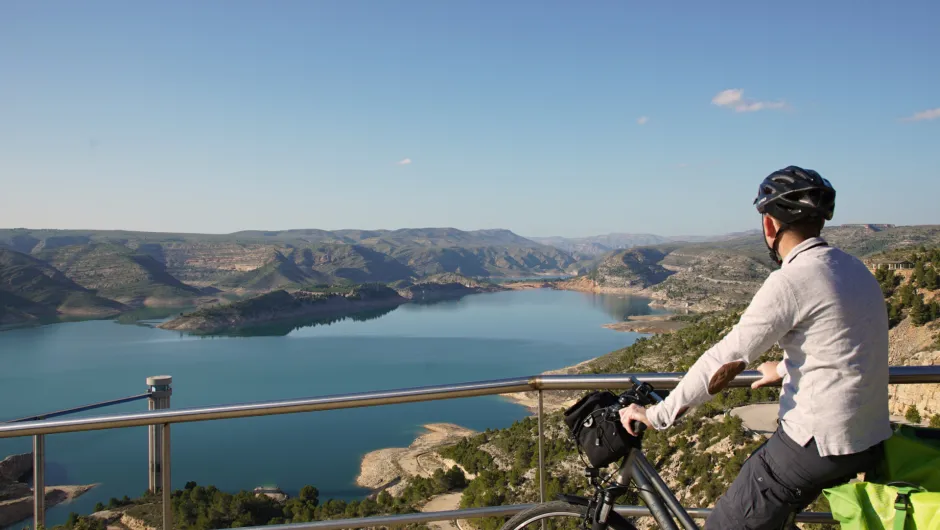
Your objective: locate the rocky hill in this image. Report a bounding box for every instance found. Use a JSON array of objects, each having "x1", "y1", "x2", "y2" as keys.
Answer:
[
  {"x1": 35, "y1": 244, "x2": 206, "y2": 307},
  {"x1": 565, "y1": 224, "x2": 940, "y2": 311},
  {"x1": 590, "y1": 248, "x2": 675, "y2": 289},
  {"x1": 215, "y1": 250, "x2": 320, "y2": 292},
  {"x1": 0, "y1": 249, "x2": 126, "y2": 327}
]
